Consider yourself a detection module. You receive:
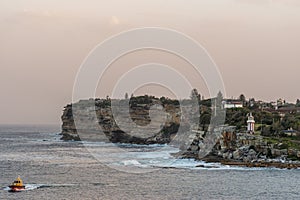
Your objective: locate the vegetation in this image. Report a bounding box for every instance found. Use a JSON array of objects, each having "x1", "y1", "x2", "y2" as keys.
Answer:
[{"x1": 103, "y1": 91, "x2": 300, "y2": 140}]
